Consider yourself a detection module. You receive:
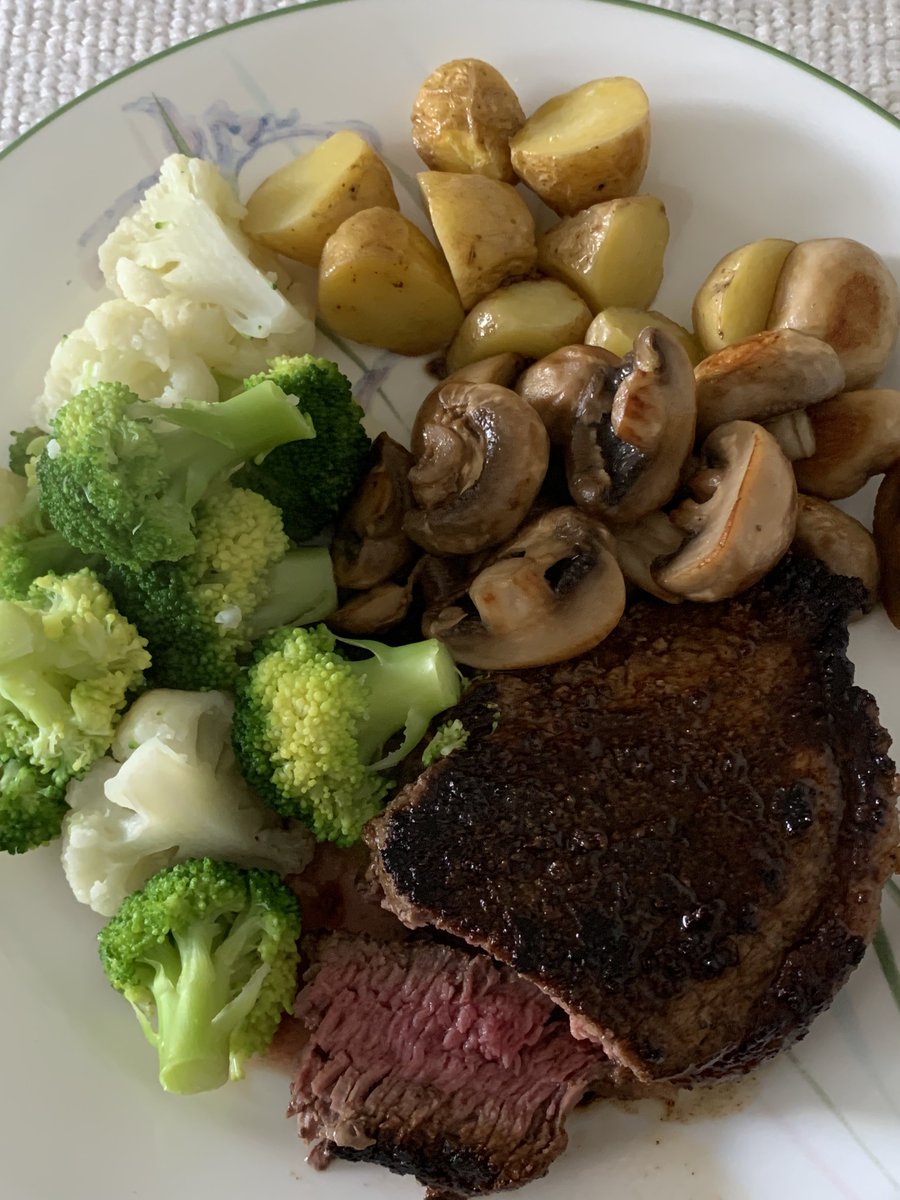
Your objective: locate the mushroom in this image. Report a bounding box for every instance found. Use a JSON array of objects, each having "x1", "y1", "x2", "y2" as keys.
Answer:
[
  {"x1": 403, "y1": 380, "x2": 550, "y2": 556},
  {"x1": 694, "y1": 329, "x2": 844, "y2": 435},
  {"x1": 516, "y1": 343, "x2": 619, "y2": 441},
  {"x1": 874, "y1": 462, "x2": 900, "y2": 628},
  {"x1": 614, "y1": 512, "x2": 684, "y2": 602},
  {"x1": 763, "y1": 409, "x2": 817, "y2": 461},
  {"x1": 414, "y1": 352, "x2": 525, "y2": 452},
  {"x1": 331, "y1": 434, "x2": 416, "y2": 590},
  {"x1": 423, "y1": 506, "x2": 625, "y2": 669},
  {"x1": 655, "y1": 420, "x2": 798, "y2": 602},
  {"x1": 329, "y1": 581, "x2": 414, "y2": 636},
  {"x1": 566, "y1": 327, "x2": 697, "y2": 524},
  {"x1": 792, "y1": 494, "x2": 879, "y2": 617},
  {"x1": 767, "y1": 238, "x2": 900, "y2": 390},
  {"x1": 794, "y1": 388, "x2": 900, "y2": 499}
]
